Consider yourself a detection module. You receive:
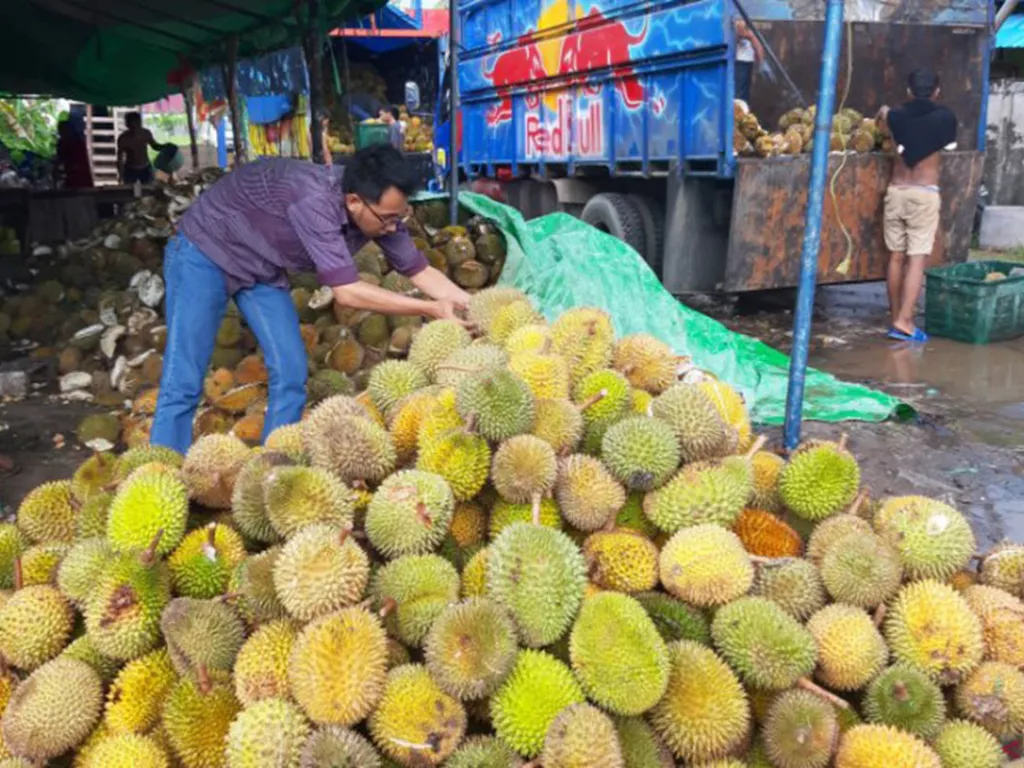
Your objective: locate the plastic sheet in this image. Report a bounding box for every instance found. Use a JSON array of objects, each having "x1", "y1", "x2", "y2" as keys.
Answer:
[{"x1": 455, "y1": 191, "x2": 908, "y2": 426}]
